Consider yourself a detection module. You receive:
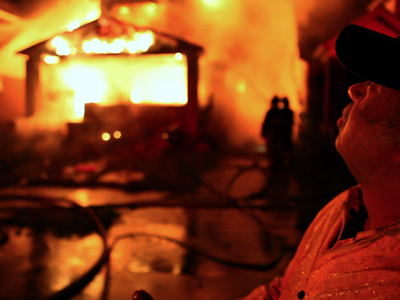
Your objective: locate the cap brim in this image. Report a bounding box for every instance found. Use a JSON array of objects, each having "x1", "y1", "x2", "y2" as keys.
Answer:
[{"x1": 335, "y1": 24, "x2": 400, "y2": 91}]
